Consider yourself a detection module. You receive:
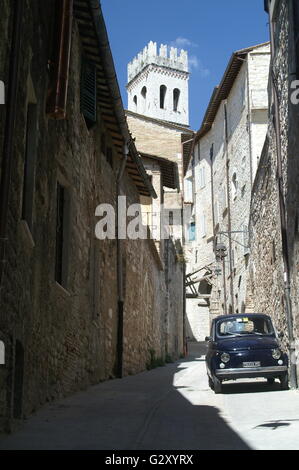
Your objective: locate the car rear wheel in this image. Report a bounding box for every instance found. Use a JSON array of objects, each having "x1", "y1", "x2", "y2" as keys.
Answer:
[
  {"x1": 213, "y1": 377, "x2": 222, "y2": 394},
  {"x1": 280, "y1": 373, "x2": 289, "y2": 390}
]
